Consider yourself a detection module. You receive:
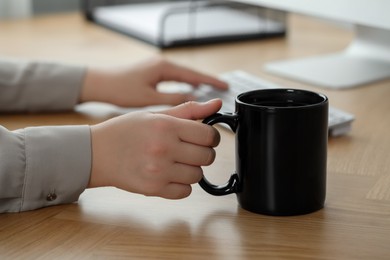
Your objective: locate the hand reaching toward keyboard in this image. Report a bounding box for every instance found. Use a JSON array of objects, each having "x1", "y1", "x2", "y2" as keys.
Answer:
[
  {"x1": 80, "y1": 57, "x2": 228, "y2": 107},
  {"x1": 88, "y1": 99, "x2": 222, "y2": 199}
]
